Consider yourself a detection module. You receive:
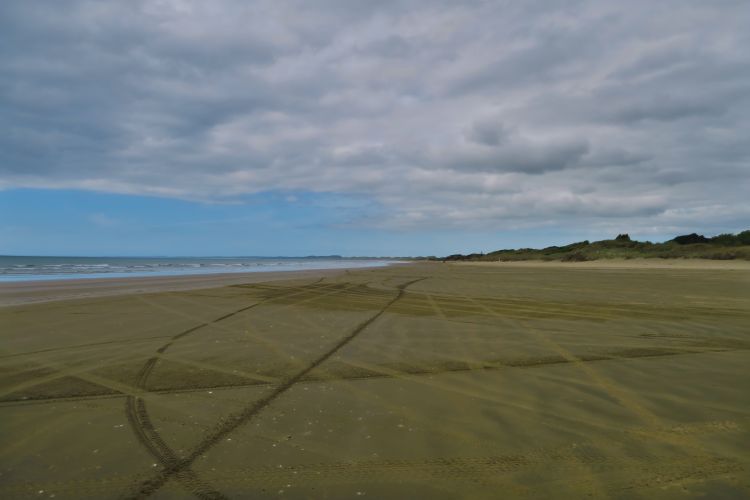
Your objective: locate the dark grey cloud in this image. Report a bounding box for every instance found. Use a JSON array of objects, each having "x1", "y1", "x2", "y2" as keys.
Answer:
[
  {"x1": 432, "y1": 133, "x2": 590, "y2": 174},
  {"x1": 1, "y1": 0, "x2": 749, "y2": 233},
  {"x1": 466, "y1": 119, "x2": 509, "y2": 147}
]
